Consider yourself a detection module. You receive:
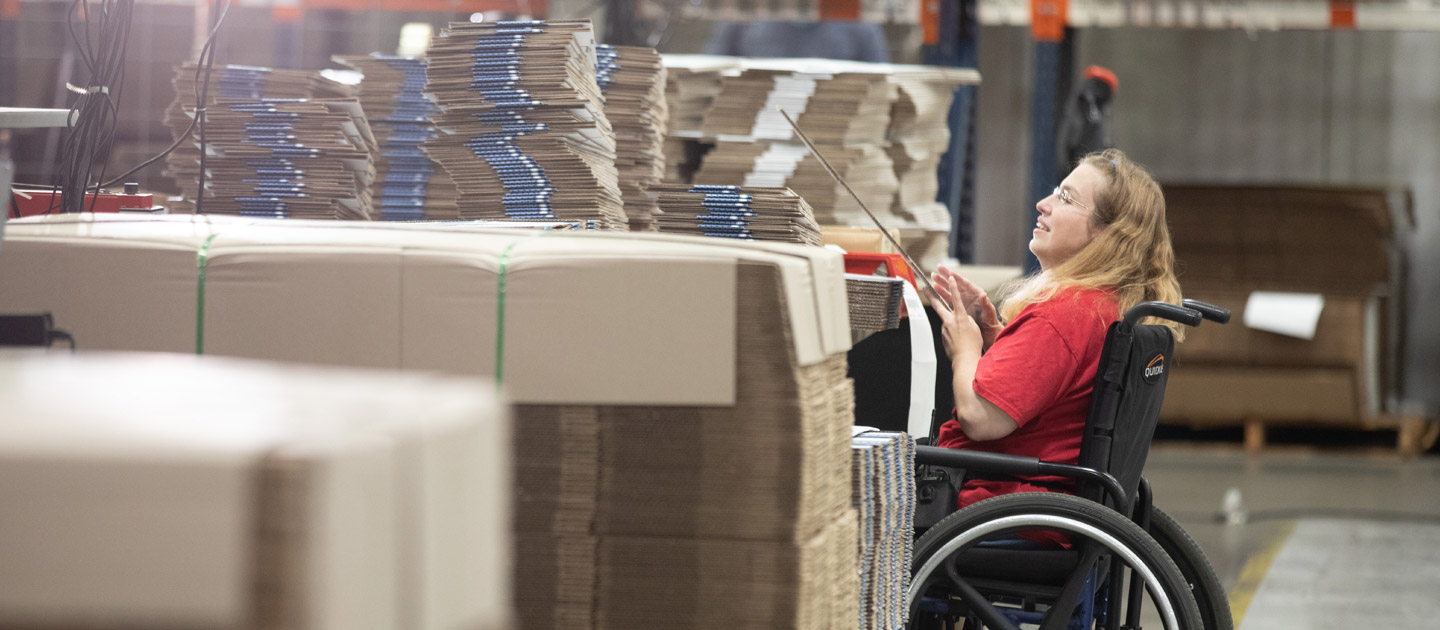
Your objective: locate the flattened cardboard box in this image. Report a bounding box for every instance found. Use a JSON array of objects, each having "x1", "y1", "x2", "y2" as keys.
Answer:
[
  {"x1": 0, "y1": 214, "x2": 849, "y2": 405},
  {"x1": 0, "y1": 352, "x2": 509, "y2": 630}
]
